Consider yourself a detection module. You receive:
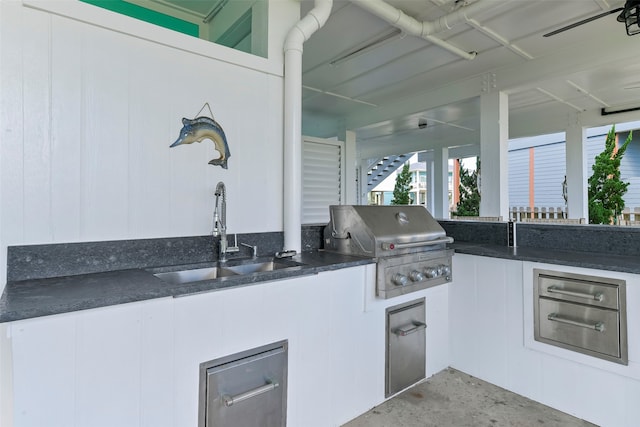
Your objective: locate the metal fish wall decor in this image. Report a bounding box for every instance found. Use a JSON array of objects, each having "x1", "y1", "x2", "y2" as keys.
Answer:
[{"x1": 170, "y1": 111, "x2": 231, "y2": 169}]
